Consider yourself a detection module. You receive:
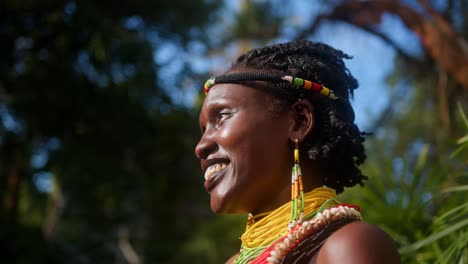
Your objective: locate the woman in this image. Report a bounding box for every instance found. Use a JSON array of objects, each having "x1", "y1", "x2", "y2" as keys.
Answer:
[{"x1": 195, "y1": 40, "x2": 400, "y2": 263}]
